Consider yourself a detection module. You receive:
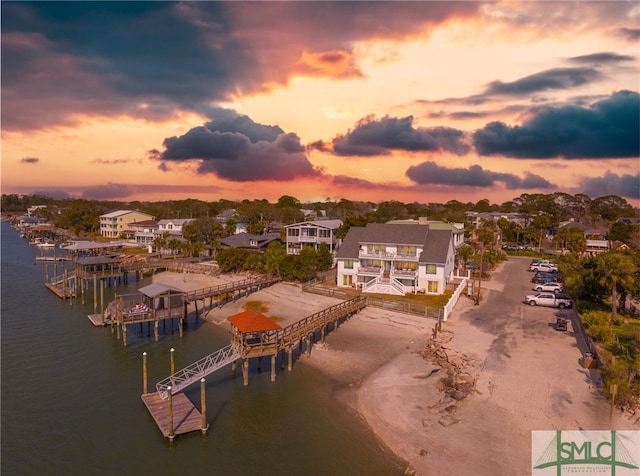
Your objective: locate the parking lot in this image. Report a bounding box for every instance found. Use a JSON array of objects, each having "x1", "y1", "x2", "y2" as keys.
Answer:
[{"x1": 425, "y1": 255, "x2": 638, "y2": 474}]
